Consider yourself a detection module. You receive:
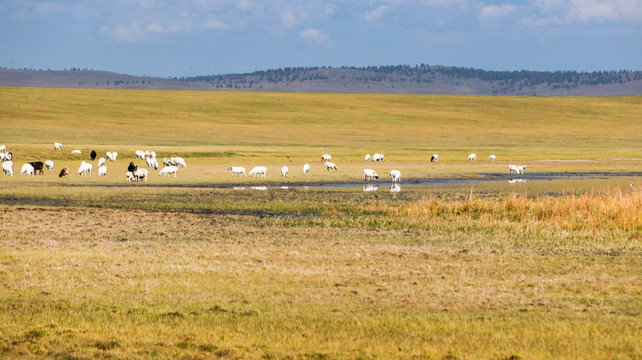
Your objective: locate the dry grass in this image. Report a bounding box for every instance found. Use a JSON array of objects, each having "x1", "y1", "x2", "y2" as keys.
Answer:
[{"x1": 0, "y1": 187, "x2": 640, "y2": 359}]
